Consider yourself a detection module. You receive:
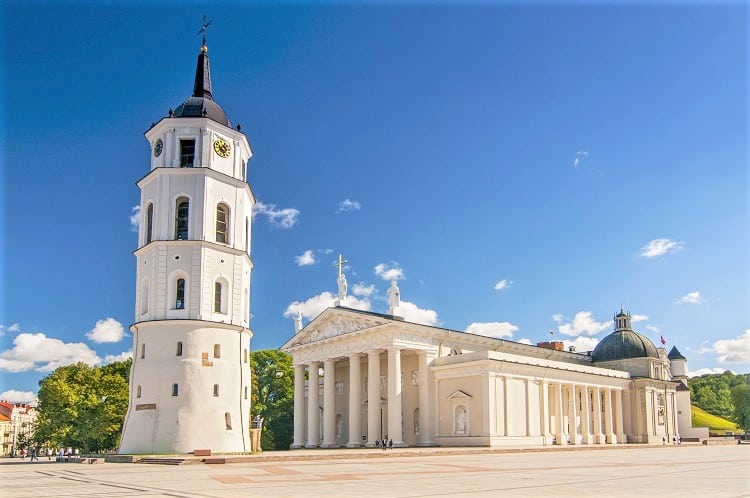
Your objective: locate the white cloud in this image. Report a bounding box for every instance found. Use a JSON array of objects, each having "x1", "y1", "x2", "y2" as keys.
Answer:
[
  {"x1": 104, "y1": 351, "x2": 133, "y2": 363},
  {"x1": 0, "y1": 333, "x2": 101, "y2": 373},
  {"x1": 252, "y1": 201, "x2": 300, "y2": 228},
  {"x1": 645, "y1": 325, "x2": 661, "y2": 334},
  {"x1": 284, "y1": 292, "x2": 372, "y2": 321},
  {"x1": 688, "y1": 367, "x2": 732, "y2": 378},
  {"x1": 86, "y1": 318, "x2": 126, "y2": 343},
  {"x1": 563, "y1": 336, "x2": 600, "y2": 353},
  {"x1": 129, "y1": 205, "x2": 140, "y2": 232},
  {"x1": 557, "y1": 311, "x2": 611, "y2": 337},
  {"x1": 0, "y1": 390, "x2": 37, "y2": 403},
  {"x1": 465, "y1": 321, "x2": 518, "y2": 339},
  {"x1": 552, "y1": 314, "x2": 564, "y2": 323},
  {"x1": 518, "y1": 338, "x2": 532, "y2": 345},
  {"x1": 631, "y1": 314, "x2": 648, "y2": 322},
  {"x1": 640, "y1": 238, "x2": 683, "y2": 258},
  {"x1": 676, "y1": 291, "x2": 705, "y2": 305},
  {"x1": 399, "y1": 300, "x2": 438, "y2": 326},
  {"x1": 374, "y1": 262, "x2": 404, "y2": 281},
  {"x1": 6, "y1": 323, "x2": 19, "y2": 333},
  {"x1": 320, "y1": 248, "x2": 334, "y2": 255},
  {"x1": 295, "y1": 250, "x2": 316, "y2": 266},
  {"x1": 493, "y1": 279, "x2": 512, "y2": 291},
  {"x1": 711, "y1": 329, "x2": 750, "y2": 364},
  {"x1": 352, "y1": 283, "x2": 376, "y2": 297},
  {"x1": 338, "y1": 199, "x2": 361, "y2": 212},
  {"x1": 573, "y1": 150, "x2": 588, "y2": 167}
]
